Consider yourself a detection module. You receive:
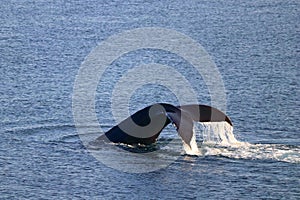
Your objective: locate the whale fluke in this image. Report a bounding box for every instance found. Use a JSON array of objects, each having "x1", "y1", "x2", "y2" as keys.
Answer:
[
  {"x1": 177, "y1": 104, "x2": 232, "y2": 126},
  {"x1": 91, "y1": 103, "x2": 232, "y2": 148}
]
